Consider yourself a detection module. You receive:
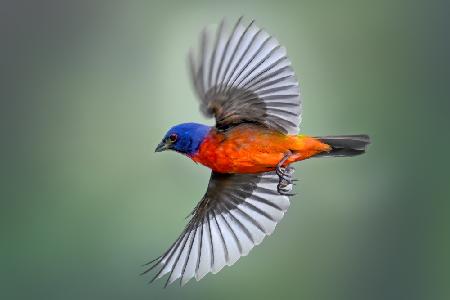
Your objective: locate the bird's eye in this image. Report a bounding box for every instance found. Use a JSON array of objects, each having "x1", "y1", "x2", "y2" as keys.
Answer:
[{"x1": 168, "y1": 133, "x2": 178, "y2": 143}]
